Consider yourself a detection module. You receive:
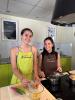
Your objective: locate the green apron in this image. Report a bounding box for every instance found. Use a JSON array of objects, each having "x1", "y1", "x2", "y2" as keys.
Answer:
[{"x1": 11, "y1": 47, "x2": 33, "y2": 84}]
